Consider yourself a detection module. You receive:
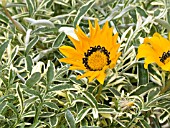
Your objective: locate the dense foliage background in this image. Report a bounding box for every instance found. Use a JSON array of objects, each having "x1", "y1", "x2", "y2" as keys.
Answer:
[{"x1": 0, "y1": 0, "x2": 170, "y2": 127}]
